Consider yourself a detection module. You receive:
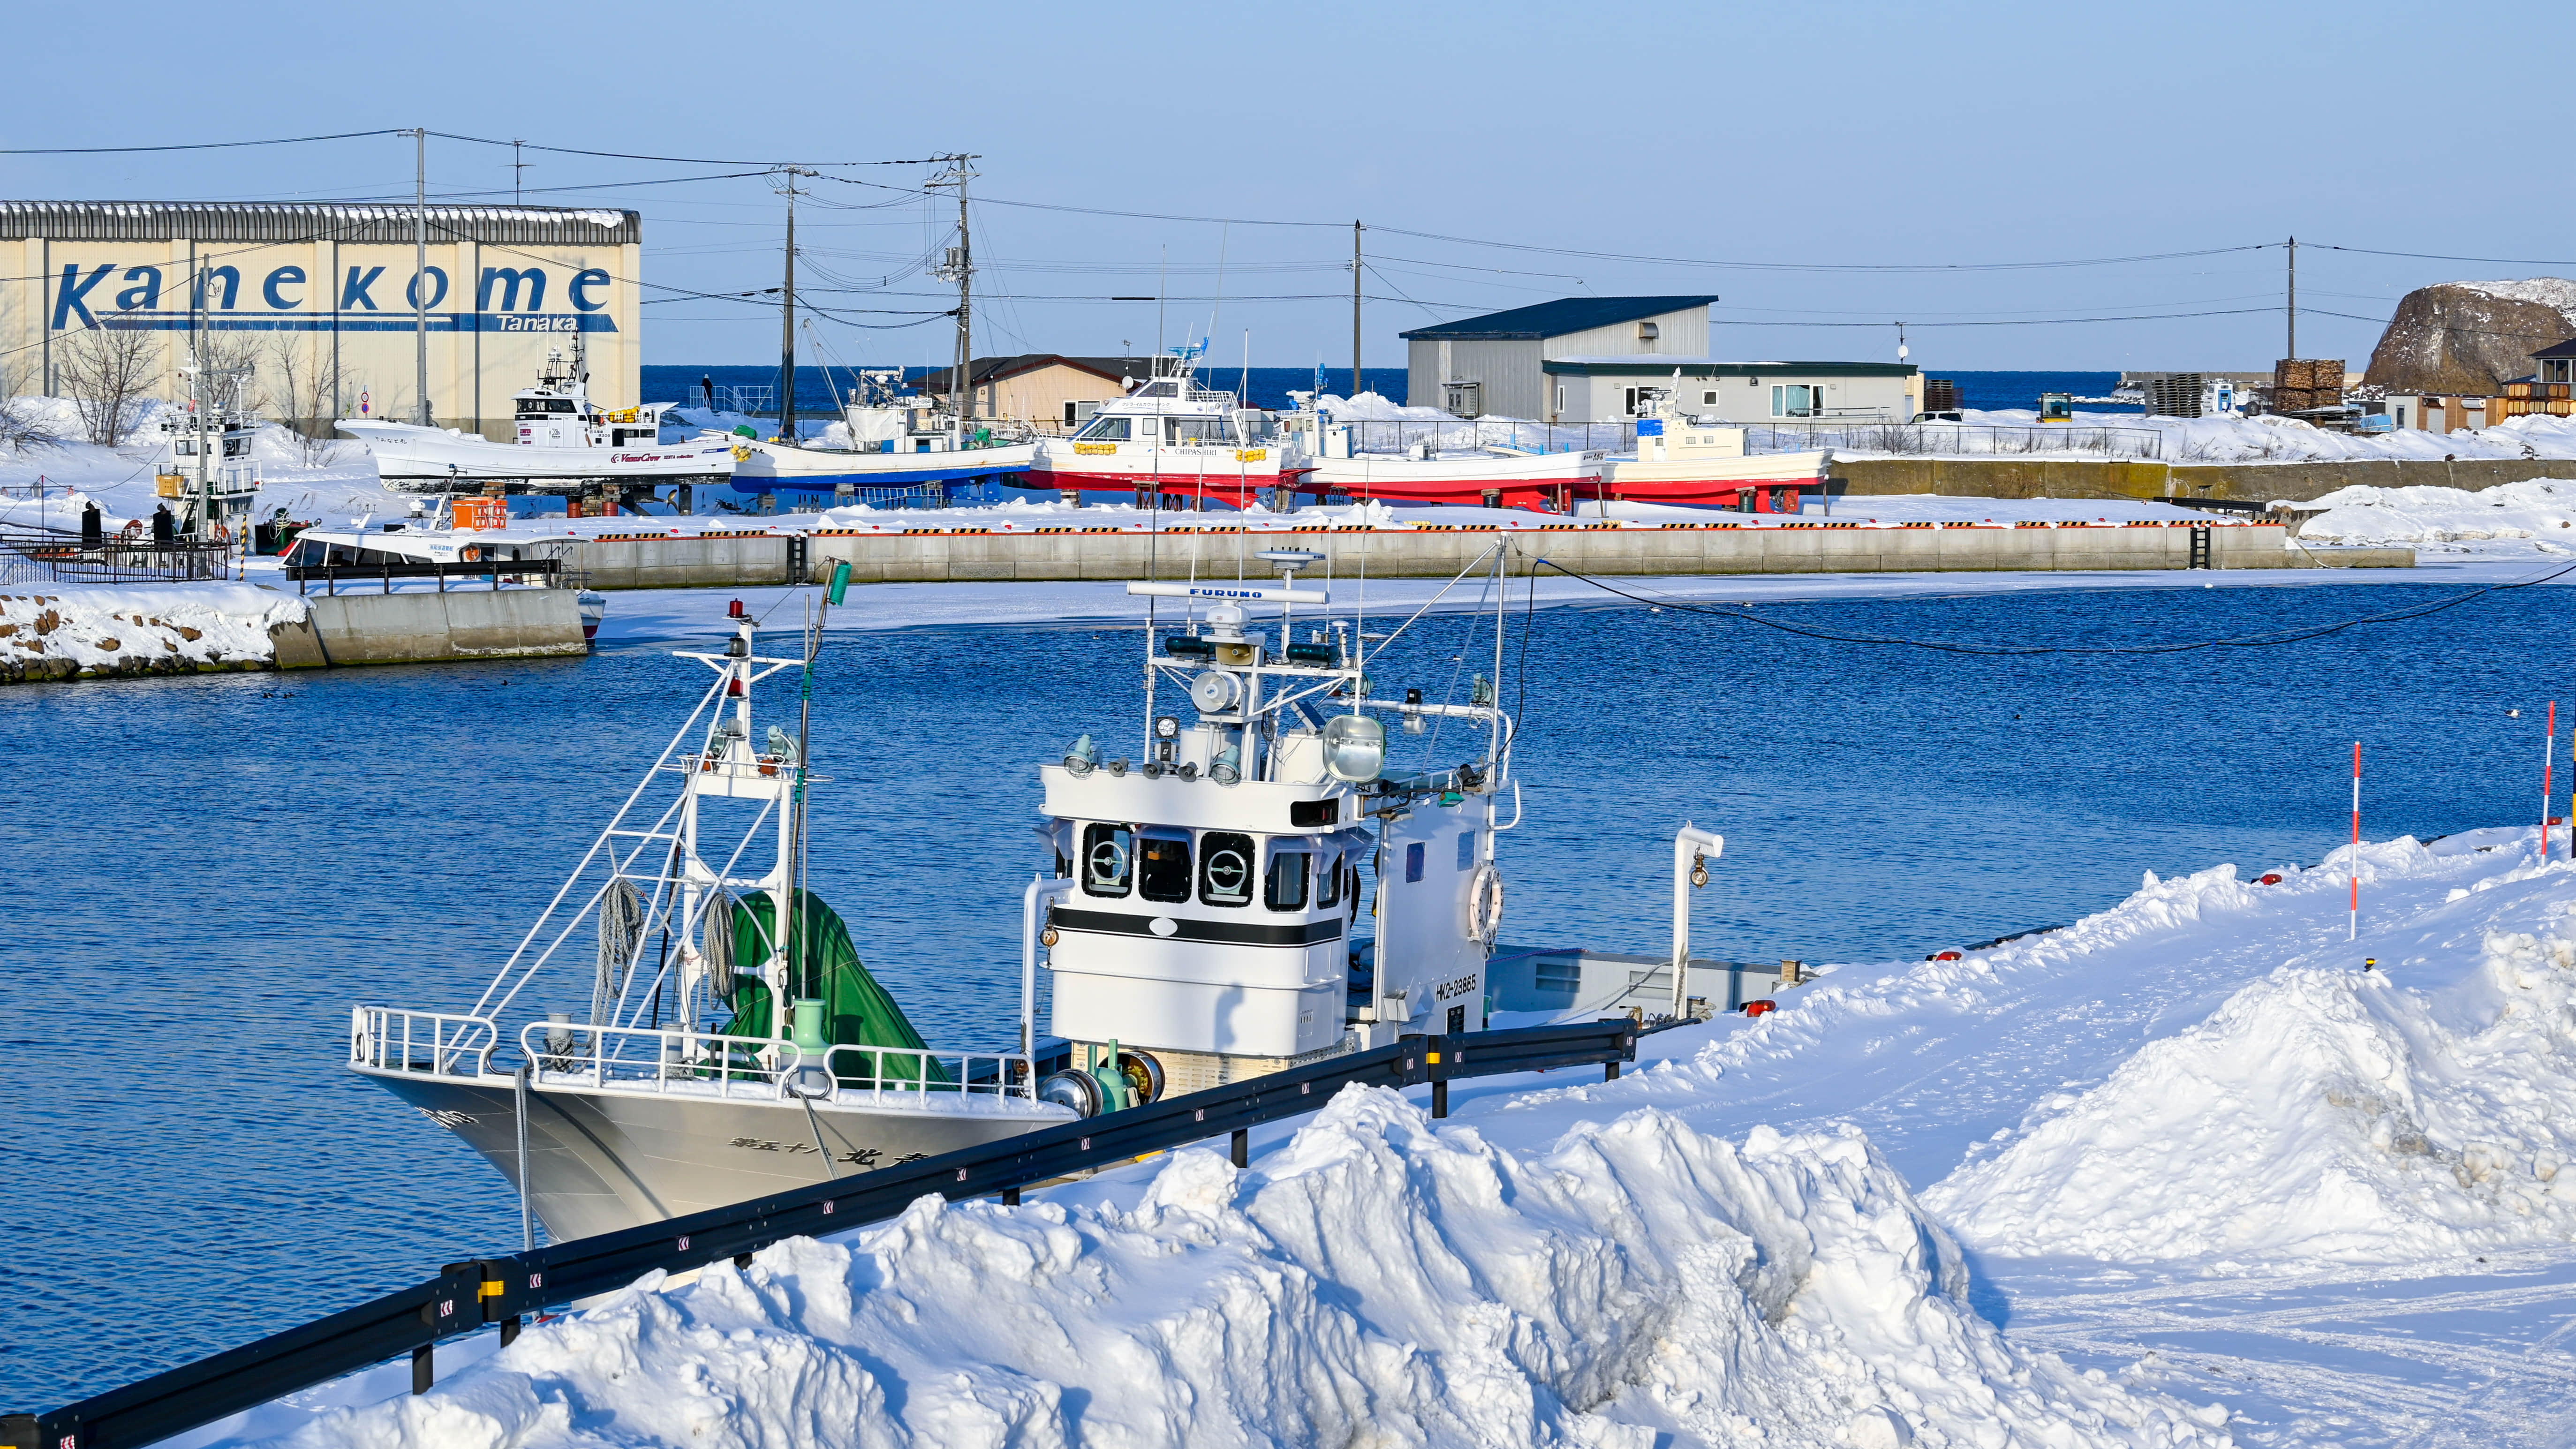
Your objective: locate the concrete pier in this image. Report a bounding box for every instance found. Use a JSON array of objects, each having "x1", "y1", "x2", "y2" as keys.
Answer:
[
  {"x1": 797, "y1": 519, "x2": 2317, "y2": 585},
  {"x1": 272, "y1": 590, "x2": 589, "y2": 668}
]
